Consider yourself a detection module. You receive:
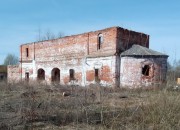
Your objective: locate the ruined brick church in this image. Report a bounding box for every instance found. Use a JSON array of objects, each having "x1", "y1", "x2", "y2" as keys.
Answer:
[{"x1": 8, "y1": 26, "x2": 168, "y2": 87}]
